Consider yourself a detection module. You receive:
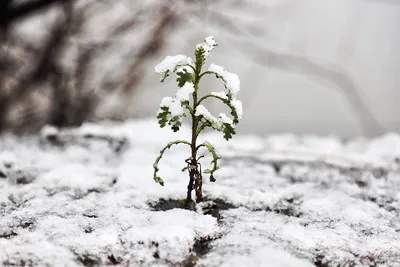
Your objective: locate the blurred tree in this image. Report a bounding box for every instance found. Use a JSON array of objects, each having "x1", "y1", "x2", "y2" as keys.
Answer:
[{"x1": 0, "y1": 0, "x2": 179, "y2": 133}]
